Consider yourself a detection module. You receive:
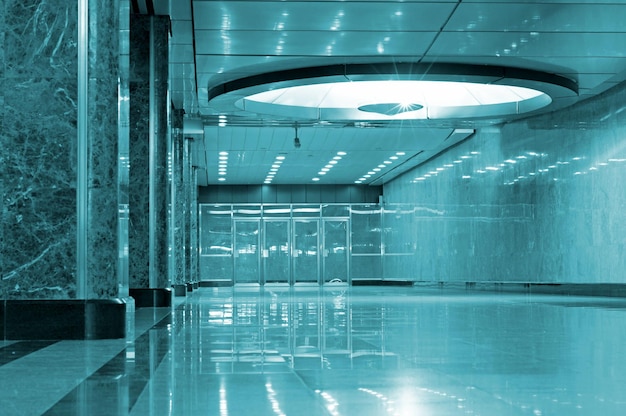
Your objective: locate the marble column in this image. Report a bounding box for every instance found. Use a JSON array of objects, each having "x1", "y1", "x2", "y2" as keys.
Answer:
[
  {"x1": 190, "y1": 166, "x2": 199, "y2": 287},
  {"x1": 82, "y1": 0, "x2": 130, "y2": 300},
  {"x1": 0, "y1": 0, "x2": 130, "y2": 339},
  {"x1": 128, "y1": 14, "x2": 170, "y2": 306},
  {"x1": 2, "y1": 0, "x2": 79, "y2": 299},
  {"x1": 171, "y1": 126, "x2": 187, "y2": 295}
]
